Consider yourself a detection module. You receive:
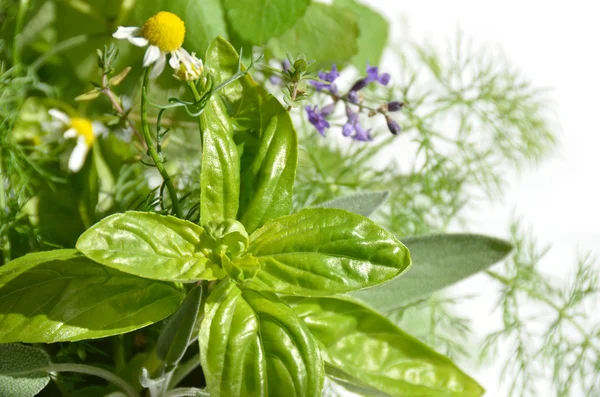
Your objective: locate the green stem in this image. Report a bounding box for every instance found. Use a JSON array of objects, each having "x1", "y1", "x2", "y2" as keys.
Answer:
[
  {"x1": 187, "y1": 81, "x2": 204, "y2": 144},
  {"x1": 141, "y1": 68, "x2": 182, "y2": 217},
  {"x1": 12, "y1": 0, "x2": 29, "y2": 65},
  {"x1": 0, "y1": 149, "x2": 10, "y2": 263},
  {"x1": 168, "y1": 353, "x2": 200, "y2": 388},
  {"x1": 48, "y1": 363, "x2": 138, "y2": 397},
  {"x1": 114, "y1": 334, "x2": 126, "y2": 372}
]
